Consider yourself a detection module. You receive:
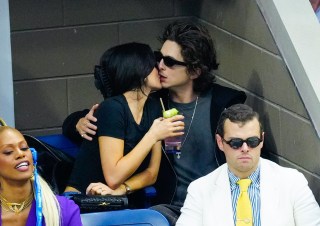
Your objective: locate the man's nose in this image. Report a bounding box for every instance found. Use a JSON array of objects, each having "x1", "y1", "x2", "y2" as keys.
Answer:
[
  {"x1": 240, "y1": 142, "x2": 249, "y2": 152},
  {"x1": 158, "y1": 59, "x2": 165, "y2": 70}
]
